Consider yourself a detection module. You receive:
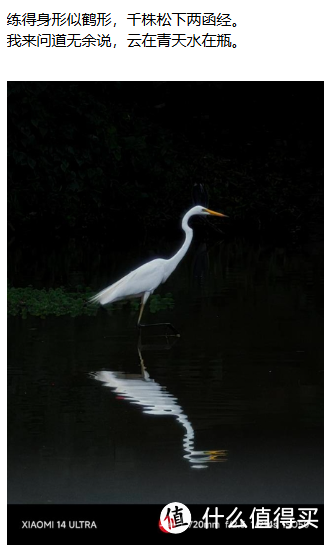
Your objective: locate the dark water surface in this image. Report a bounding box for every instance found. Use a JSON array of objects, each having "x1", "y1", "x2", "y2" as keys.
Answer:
[{"x1": 8, "y1": 238, "x2": 323, "y2": 504}]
